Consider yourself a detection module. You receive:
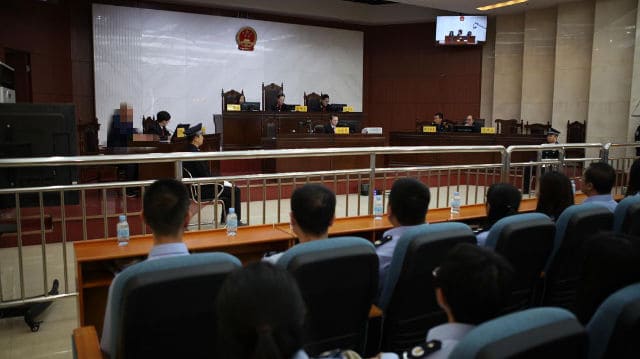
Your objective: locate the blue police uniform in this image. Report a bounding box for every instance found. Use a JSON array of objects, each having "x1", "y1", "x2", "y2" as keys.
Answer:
[
  {"x1": 583, "y1": 194, "x2": 618, "y2": 212},
  {"x1": 375, "y1": 225, "x2": 424, "y2": 291},
  {"x1": 400, "y1": 323, "x2": 475, "y2": 359}
]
